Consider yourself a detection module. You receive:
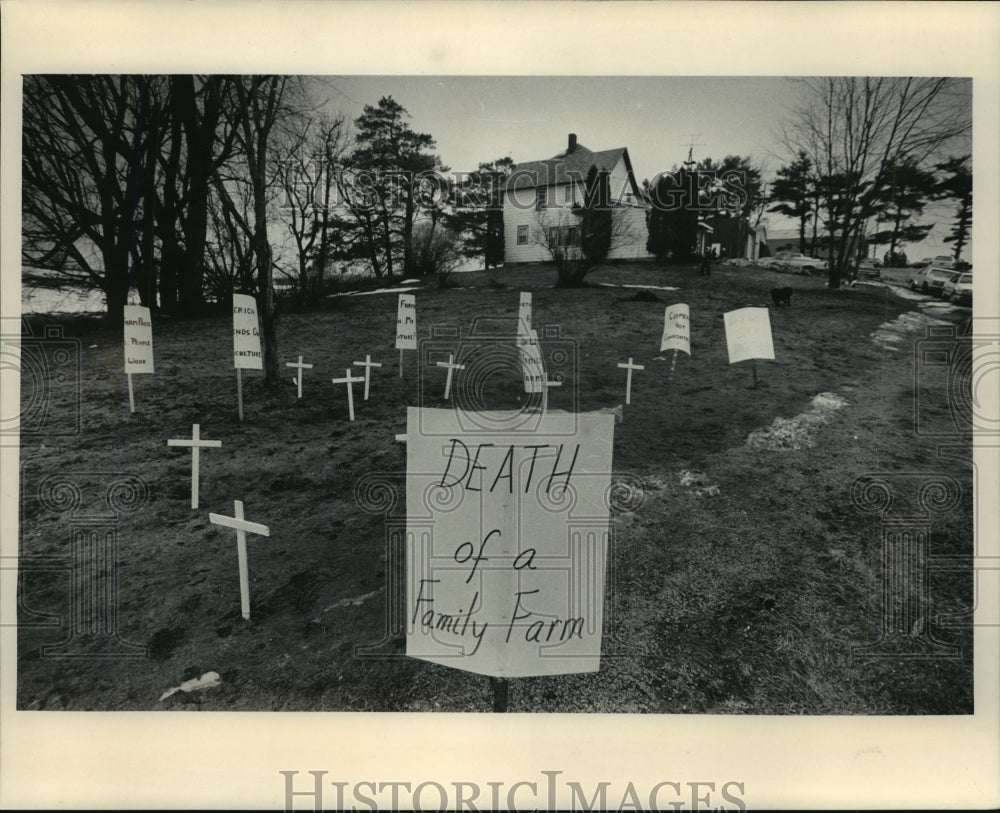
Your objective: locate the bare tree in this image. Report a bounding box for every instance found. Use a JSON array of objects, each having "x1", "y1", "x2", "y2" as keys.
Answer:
[
  {"x1": 273, "y1": 111, "x2": 351, "y2": 297},
  {"x1": 534, "y1": 201, "x2": 637, "y2": 287},
  {"x1": 214, "y1": 75, "x2": 297, "y2": 384},
  {"x1": 778, "y1": 77, "x2": 970, "y2": 287},
  {"x1": 22, "y1": 75, "x2": 165, "y2": 327}
]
